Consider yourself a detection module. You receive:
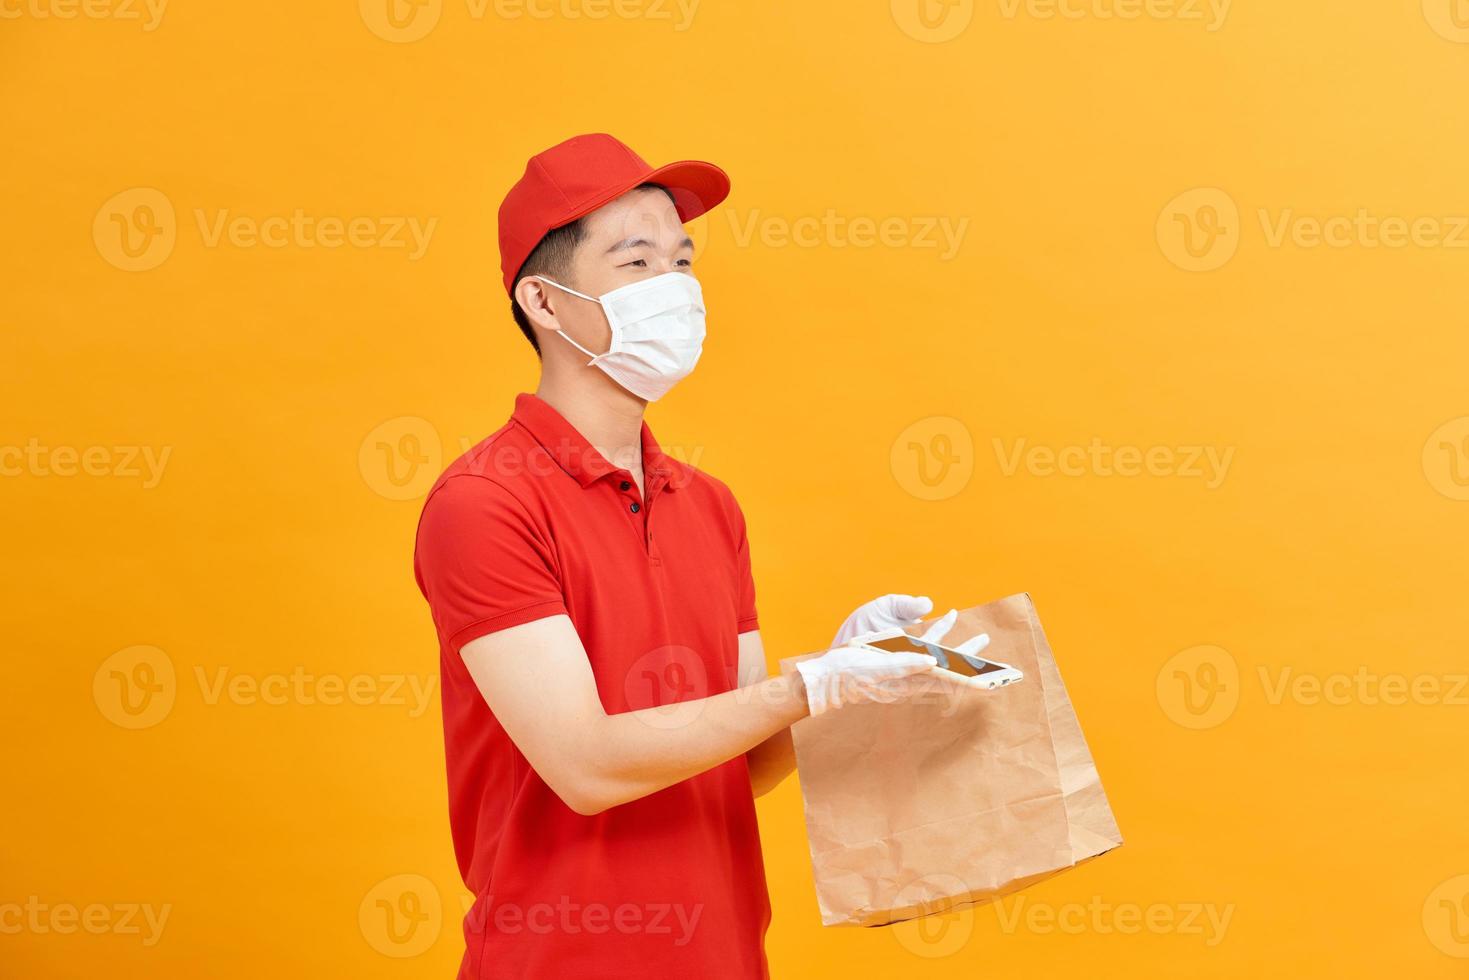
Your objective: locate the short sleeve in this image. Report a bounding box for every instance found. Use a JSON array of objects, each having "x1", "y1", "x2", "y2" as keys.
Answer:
[
  {"x1": 414, "y1": 476, "x2": 568, "y2": 652},
  {"x1": 731, "y1": 496, "x2": 759, "y2": 634}
]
